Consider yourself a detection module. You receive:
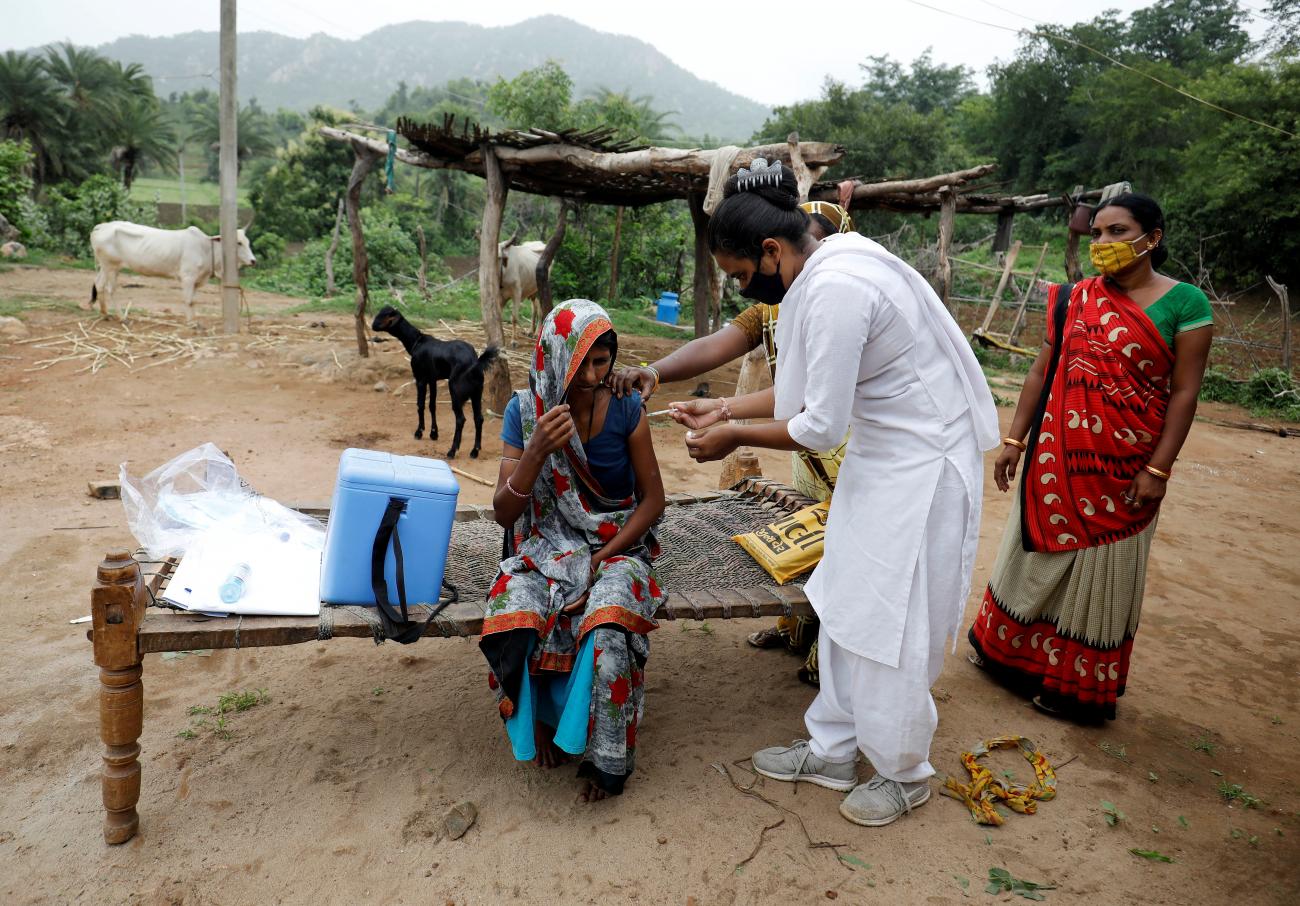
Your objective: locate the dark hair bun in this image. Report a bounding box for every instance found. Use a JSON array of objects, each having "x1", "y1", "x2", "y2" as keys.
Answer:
[{"x1": 708, "y1": 160, "x2": 810, "y2": 262}]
